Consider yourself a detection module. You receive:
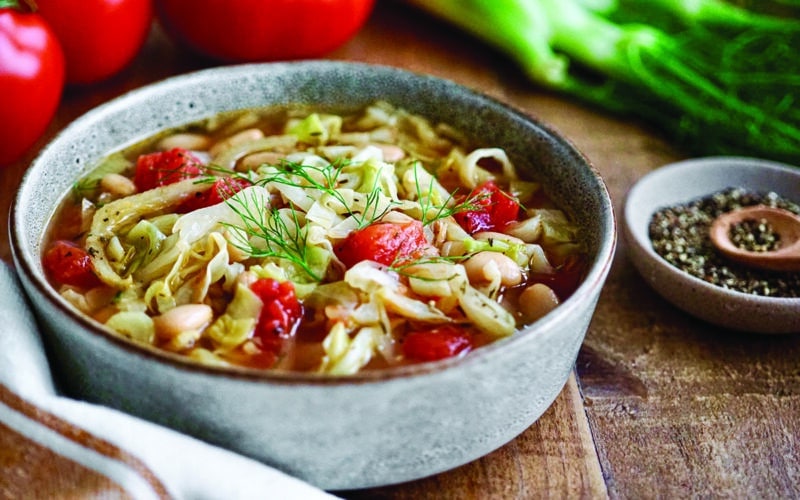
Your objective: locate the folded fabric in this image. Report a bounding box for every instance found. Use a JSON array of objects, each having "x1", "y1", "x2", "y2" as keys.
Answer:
[{"x1": 0, "y1": 262, "x2": 338, "y2": 499}]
